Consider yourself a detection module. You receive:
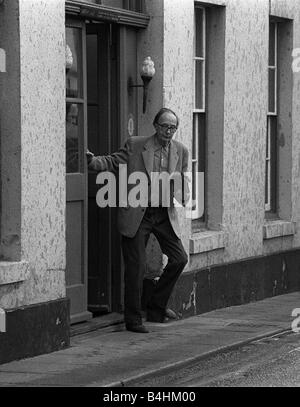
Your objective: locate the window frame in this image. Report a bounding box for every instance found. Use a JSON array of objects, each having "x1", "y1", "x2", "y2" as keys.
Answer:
[
  {"x1": 65, "y1": 0, "x2": 149, "y2": 28},
  {"x1": 265, "y1": 20, "x2": 278, "y2": 214},
  {"x1": 66, "y1": 19, "x2": 87, "y2": 175},
  {"x1": 192, "y1": 5, "x2": 206, "y2": 222}
]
